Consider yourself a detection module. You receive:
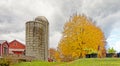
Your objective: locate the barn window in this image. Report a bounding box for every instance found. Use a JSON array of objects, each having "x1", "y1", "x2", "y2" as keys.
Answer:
[{"x1": 14, "y1": 42, "x2": 17, "y2": 46}]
